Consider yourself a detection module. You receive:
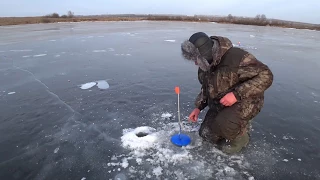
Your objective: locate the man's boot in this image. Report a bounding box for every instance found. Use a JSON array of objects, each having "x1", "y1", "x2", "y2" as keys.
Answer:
[{"x1": 221, "y1": 132, "x2": 249, "y2": 154}]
